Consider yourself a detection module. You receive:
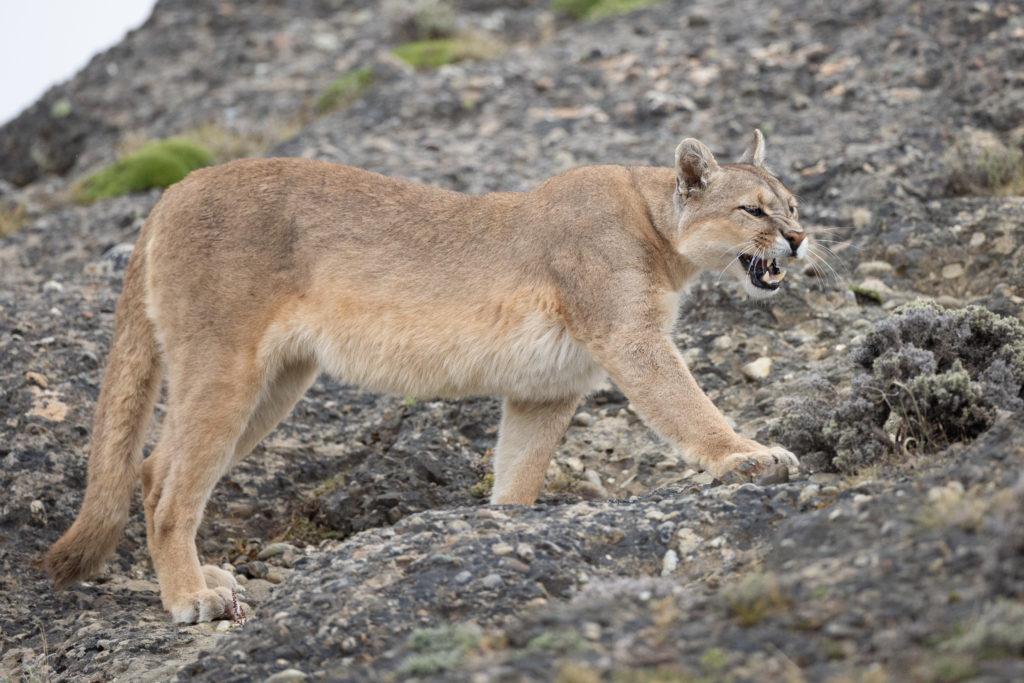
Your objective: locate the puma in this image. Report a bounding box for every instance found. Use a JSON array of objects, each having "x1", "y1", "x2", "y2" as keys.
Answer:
[{"x1": 45, "y1": 130, "x2": 805, "y2": 622}]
